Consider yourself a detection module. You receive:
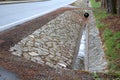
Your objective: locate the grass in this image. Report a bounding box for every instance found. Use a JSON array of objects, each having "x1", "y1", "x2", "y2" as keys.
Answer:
[
  {"x1": 92, "y1": 72, "x2": 101, "y2": 80},
  {"x1": 104, "y1": 31, "x2": 120, "y2": 70},
  {"x1": 90, "y1": 0, "x2": 101, "y2": 8},
  {"x1": 90, "y1": 0, "x2": 120, "y2": 78}
]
